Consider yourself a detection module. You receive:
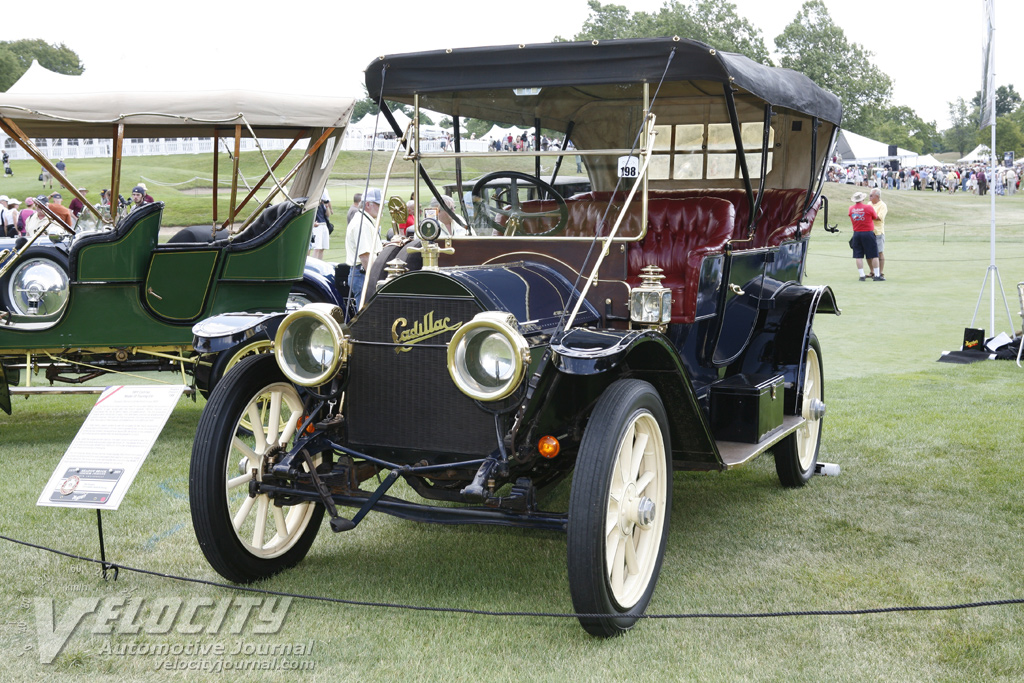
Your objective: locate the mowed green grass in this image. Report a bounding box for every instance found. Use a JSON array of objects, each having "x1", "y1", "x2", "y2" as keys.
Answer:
[{"x1": 1, "y1": 182, "x2": 1024, "y2": 681}]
